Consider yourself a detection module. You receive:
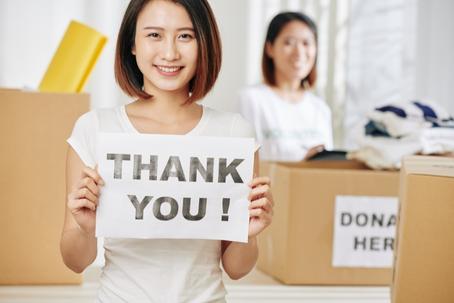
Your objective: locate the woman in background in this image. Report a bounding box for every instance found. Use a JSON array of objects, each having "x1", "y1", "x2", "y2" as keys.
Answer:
[{"x1": 239, "y1": 12, "x2": 333, "y2": 161}]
